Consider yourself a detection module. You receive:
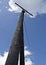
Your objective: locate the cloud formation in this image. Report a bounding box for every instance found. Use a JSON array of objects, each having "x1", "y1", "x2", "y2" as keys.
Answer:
[
  {"x1": 0, "y1": 47, "x2": 33, "y2": 65},
  {"x1": 0, "y1": 52, "x2": 8, "y2": 65},
  {"x1": 8, "y1": 0, "x2": 21, "y2": 12},
  {"x1": 8, "y1": 0, "x2": 46, "y2": 17}
]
